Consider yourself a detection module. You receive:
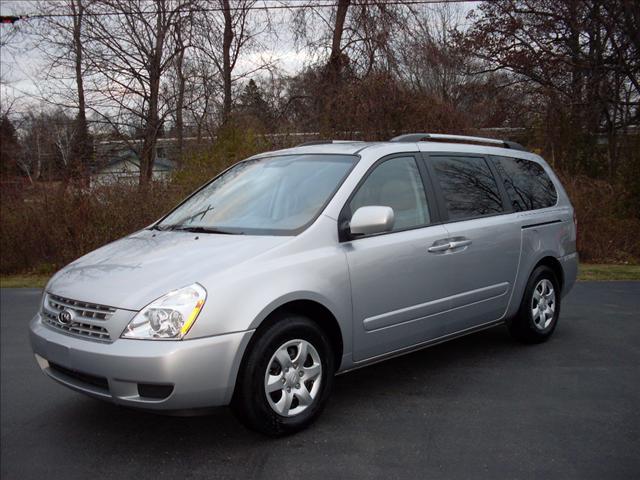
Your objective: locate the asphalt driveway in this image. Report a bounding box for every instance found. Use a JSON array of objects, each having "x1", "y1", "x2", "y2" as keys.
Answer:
[{"x1": 1, "y1": 283, "x2": 639, "y2": 479}]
